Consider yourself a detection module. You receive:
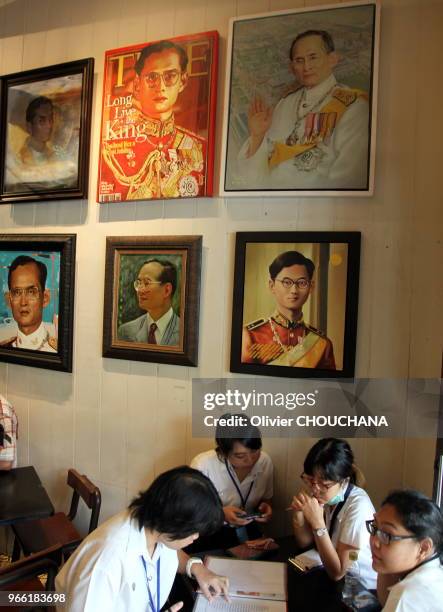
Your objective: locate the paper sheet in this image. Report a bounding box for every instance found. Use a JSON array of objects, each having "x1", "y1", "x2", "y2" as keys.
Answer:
[
  {"x1": 193, "y1": 594, "x2": 286, "y2": 612},
  {"x1": 204, "y1": 557, "x2": 286, "y2": 601}
]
